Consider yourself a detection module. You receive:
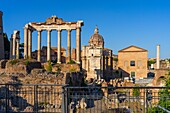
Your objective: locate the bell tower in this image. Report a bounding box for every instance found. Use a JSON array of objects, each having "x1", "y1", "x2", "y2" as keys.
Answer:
[{"x1": 0, "y1": 11, "x2": 4, "y2": 59}]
